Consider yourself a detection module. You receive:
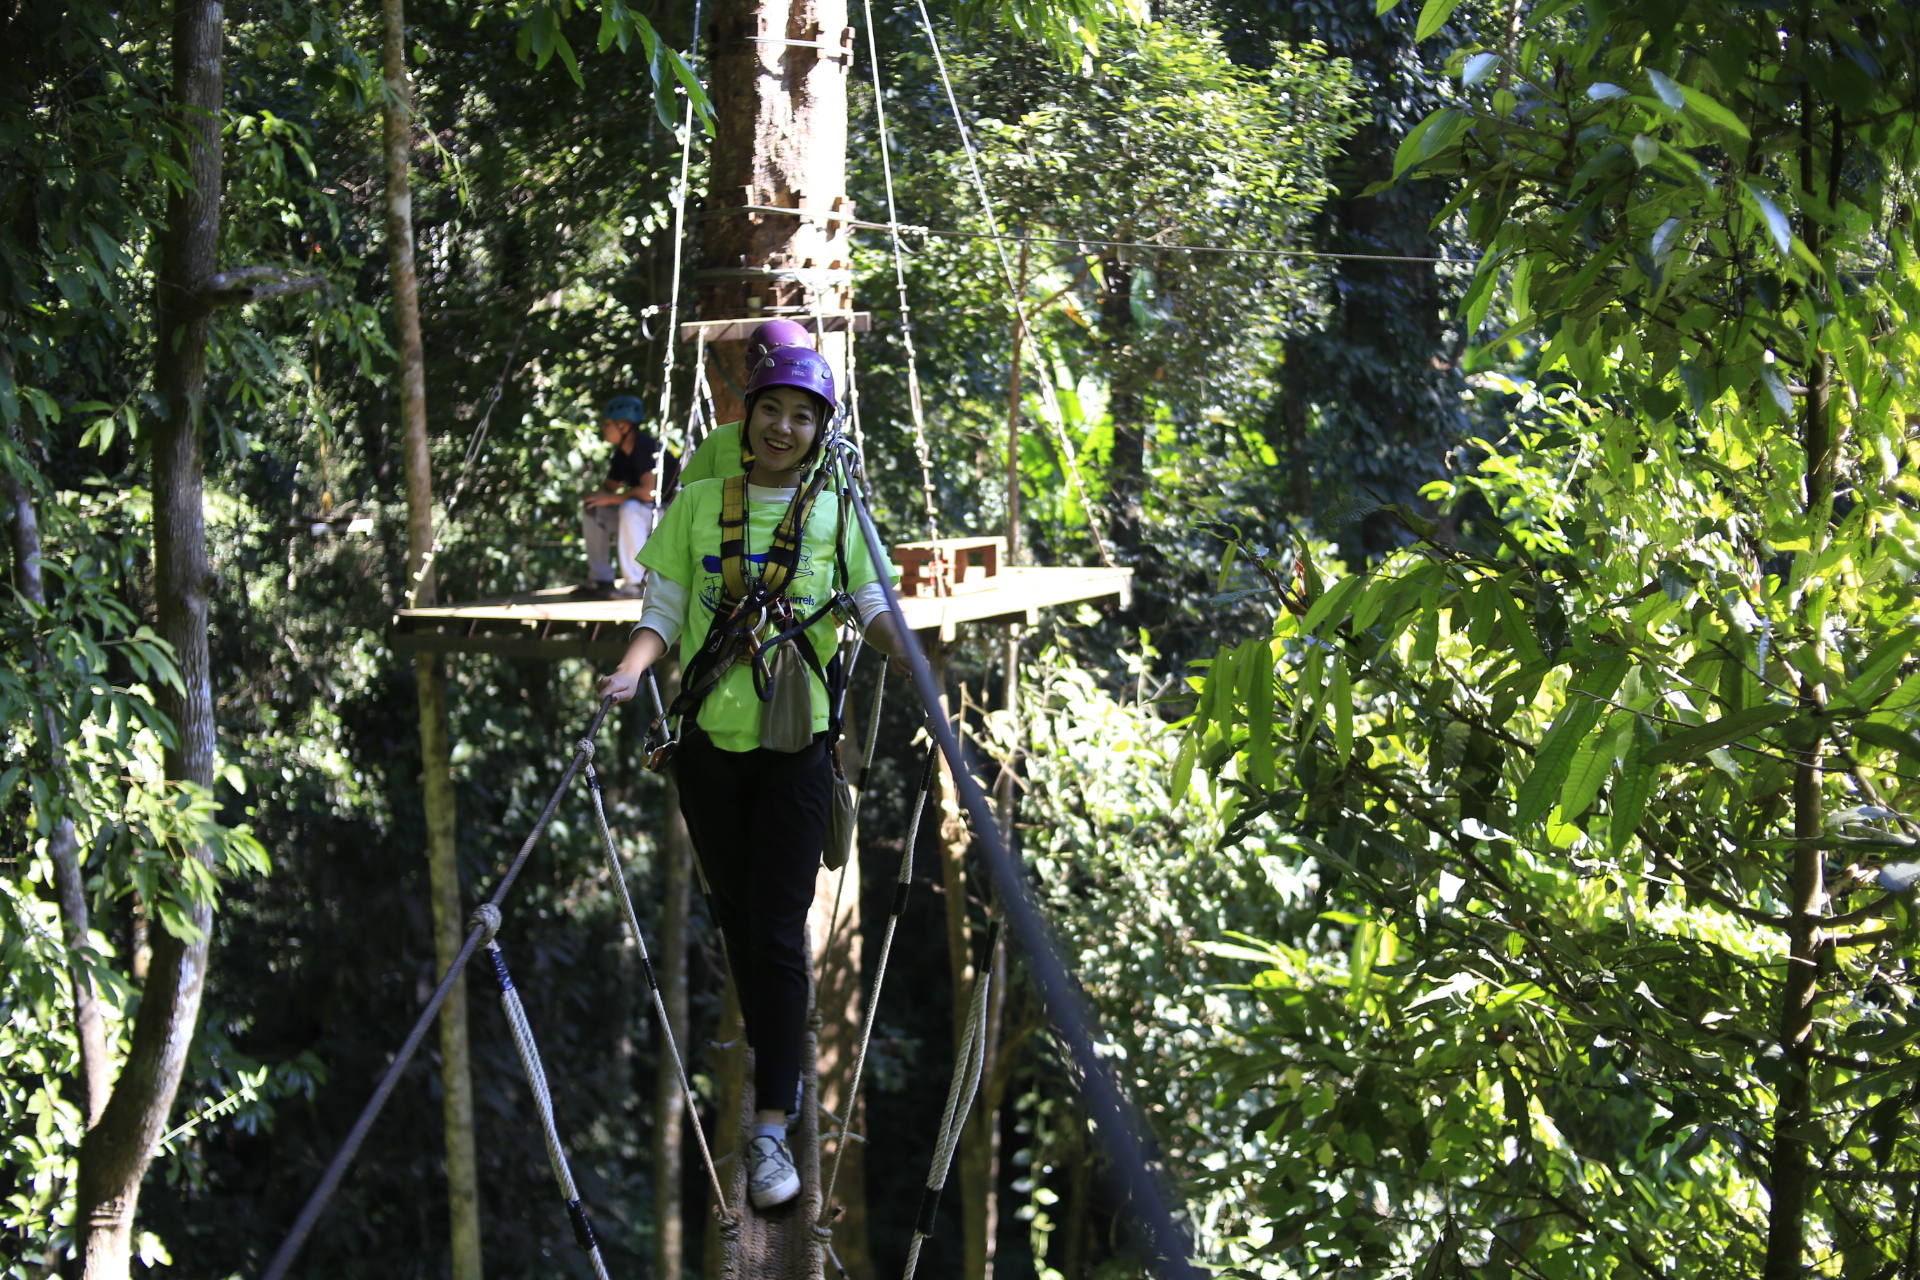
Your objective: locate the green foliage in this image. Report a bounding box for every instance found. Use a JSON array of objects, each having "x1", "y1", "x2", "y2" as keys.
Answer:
[{"x1": 1179, "y1": 1, "x2": 1920, "y2": 1272}]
